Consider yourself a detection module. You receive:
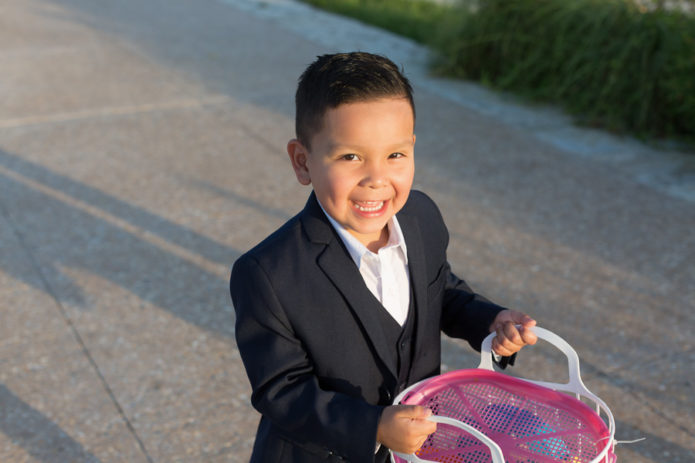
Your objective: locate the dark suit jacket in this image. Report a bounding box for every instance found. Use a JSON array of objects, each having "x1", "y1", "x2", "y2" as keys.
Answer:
[{"x1": 230, "y1": 190, "x2": 506, "y2": 462}]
